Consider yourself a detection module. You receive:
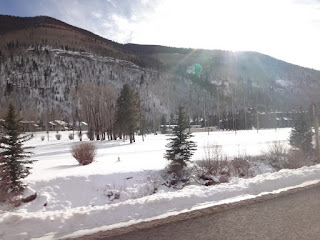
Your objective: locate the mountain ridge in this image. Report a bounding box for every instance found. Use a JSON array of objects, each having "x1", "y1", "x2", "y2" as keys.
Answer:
[
  {"x1": 0, "y1": 15, "x2": 320, "y2": 129},
  {"x1": 2, "y1": 14, "x2": 315, "y2": 72}
]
